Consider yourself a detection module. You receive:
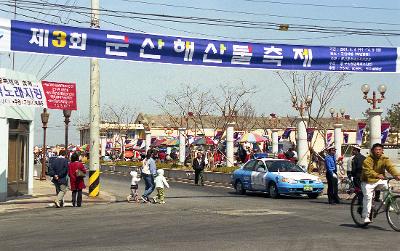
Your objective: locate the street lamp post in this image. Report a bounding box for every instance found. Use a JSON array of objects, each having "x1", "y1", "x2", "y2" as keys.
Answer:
[
  {"x1": 361, "y1": 84, "x2": 387, "y2": 148},
  {"x1": 291, "y1": 95, "x2": 312, "y2": 168},
  {"x1": 63, "y1": 110, "x2": 72, "y2": 158},
  {"x1": 40, "y1": 108, "x2": 49, "y2": 180},
  {"x1": 270, "y1": 113, "x2": 280, "y2": 154},
  {"x1": 329, "y1": 108, "x2": 345, "y2": 159}
]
